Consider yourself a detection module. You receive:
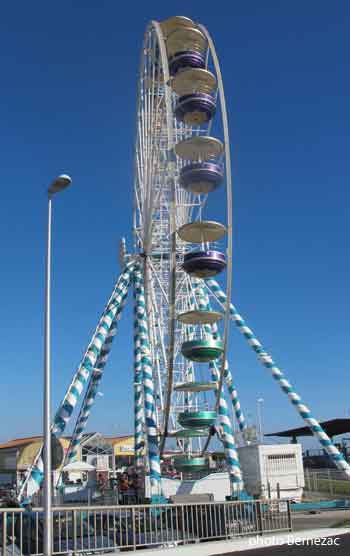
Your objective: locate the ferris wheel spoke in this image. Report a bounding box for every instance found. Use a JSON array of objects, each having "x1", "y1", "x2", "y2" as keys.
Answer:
[{"x1": 148, "y1": 258, "x2": 169, "y2": 304}]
